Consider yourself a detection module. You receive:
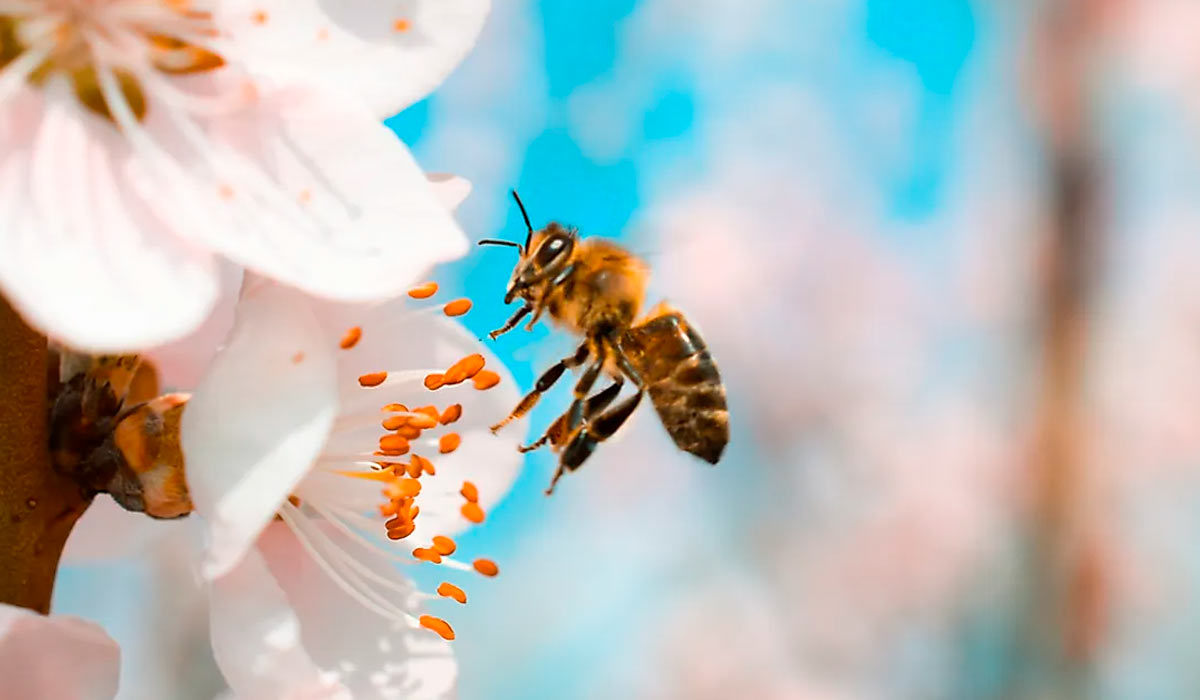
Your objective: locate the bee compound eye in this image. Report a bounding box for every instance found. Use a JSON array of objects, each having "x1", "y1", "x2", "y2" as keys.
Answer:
[{"x1": 535, "y1": 236, "x2": 567, "y2": 266}]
